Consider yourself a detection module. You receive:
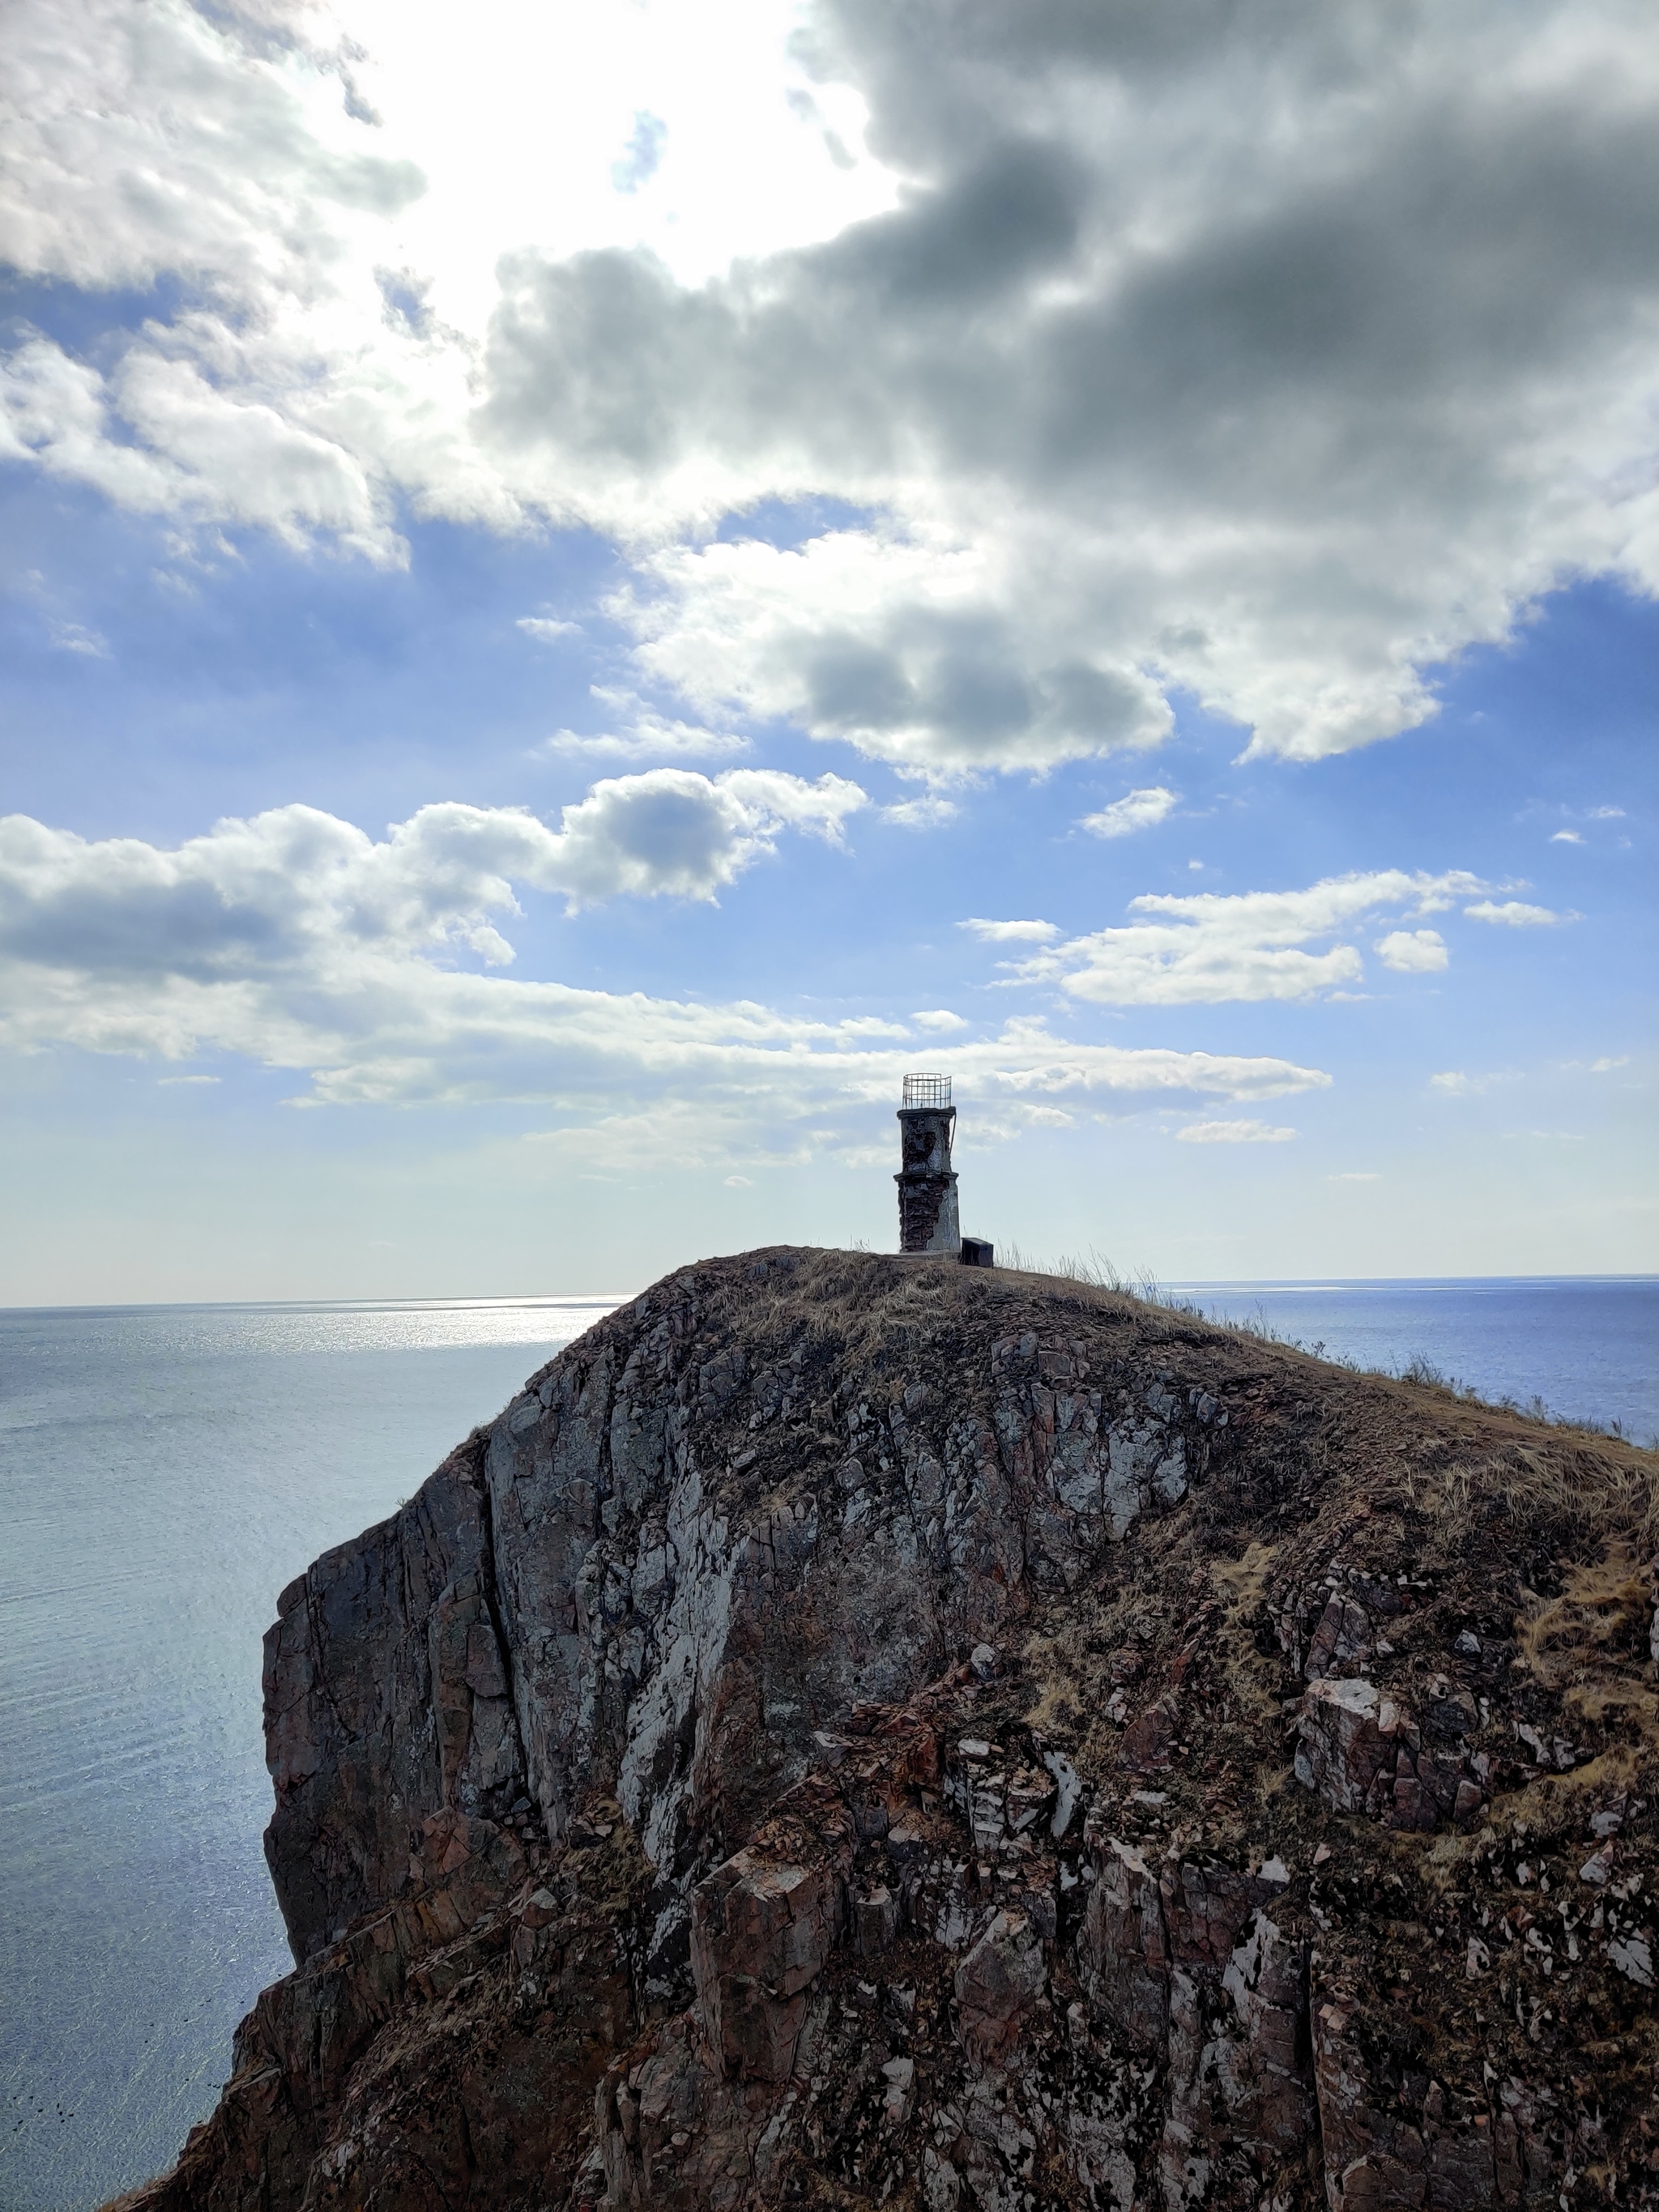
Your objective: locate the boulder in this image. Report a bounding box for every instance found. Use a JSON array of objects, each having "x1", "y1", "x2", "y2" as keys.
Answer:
[
  {"x1": 691, "y1": 1852, "x2": 842, "y2": 2082},
  {"x1": 953, "y1": 1910, "x2": 1048, "y2": 2066}
]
